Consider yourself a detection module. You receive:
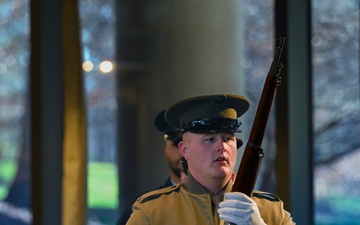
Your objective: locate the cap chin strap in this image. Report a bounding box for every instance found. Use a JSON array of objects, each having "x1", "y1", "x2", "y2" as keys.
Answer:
[{"x1": 182, "y1": 118, "x2": 242, "y2": 133}]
